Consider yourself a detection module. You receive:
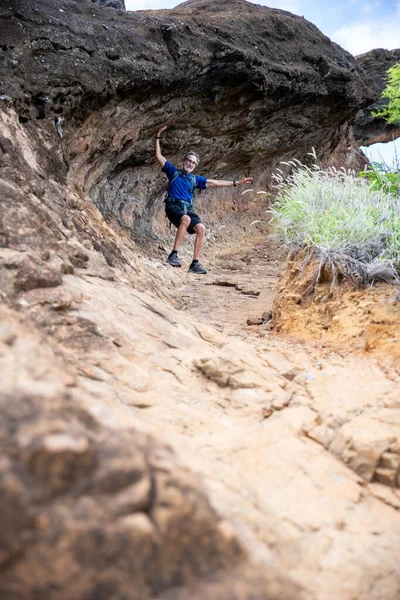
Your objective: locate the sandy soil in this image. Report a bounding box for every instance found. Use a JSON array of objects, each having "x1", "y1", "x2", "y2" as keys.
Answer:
[{"x1": 140, "y1": 223, "x2": 400, "y2": 600}]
